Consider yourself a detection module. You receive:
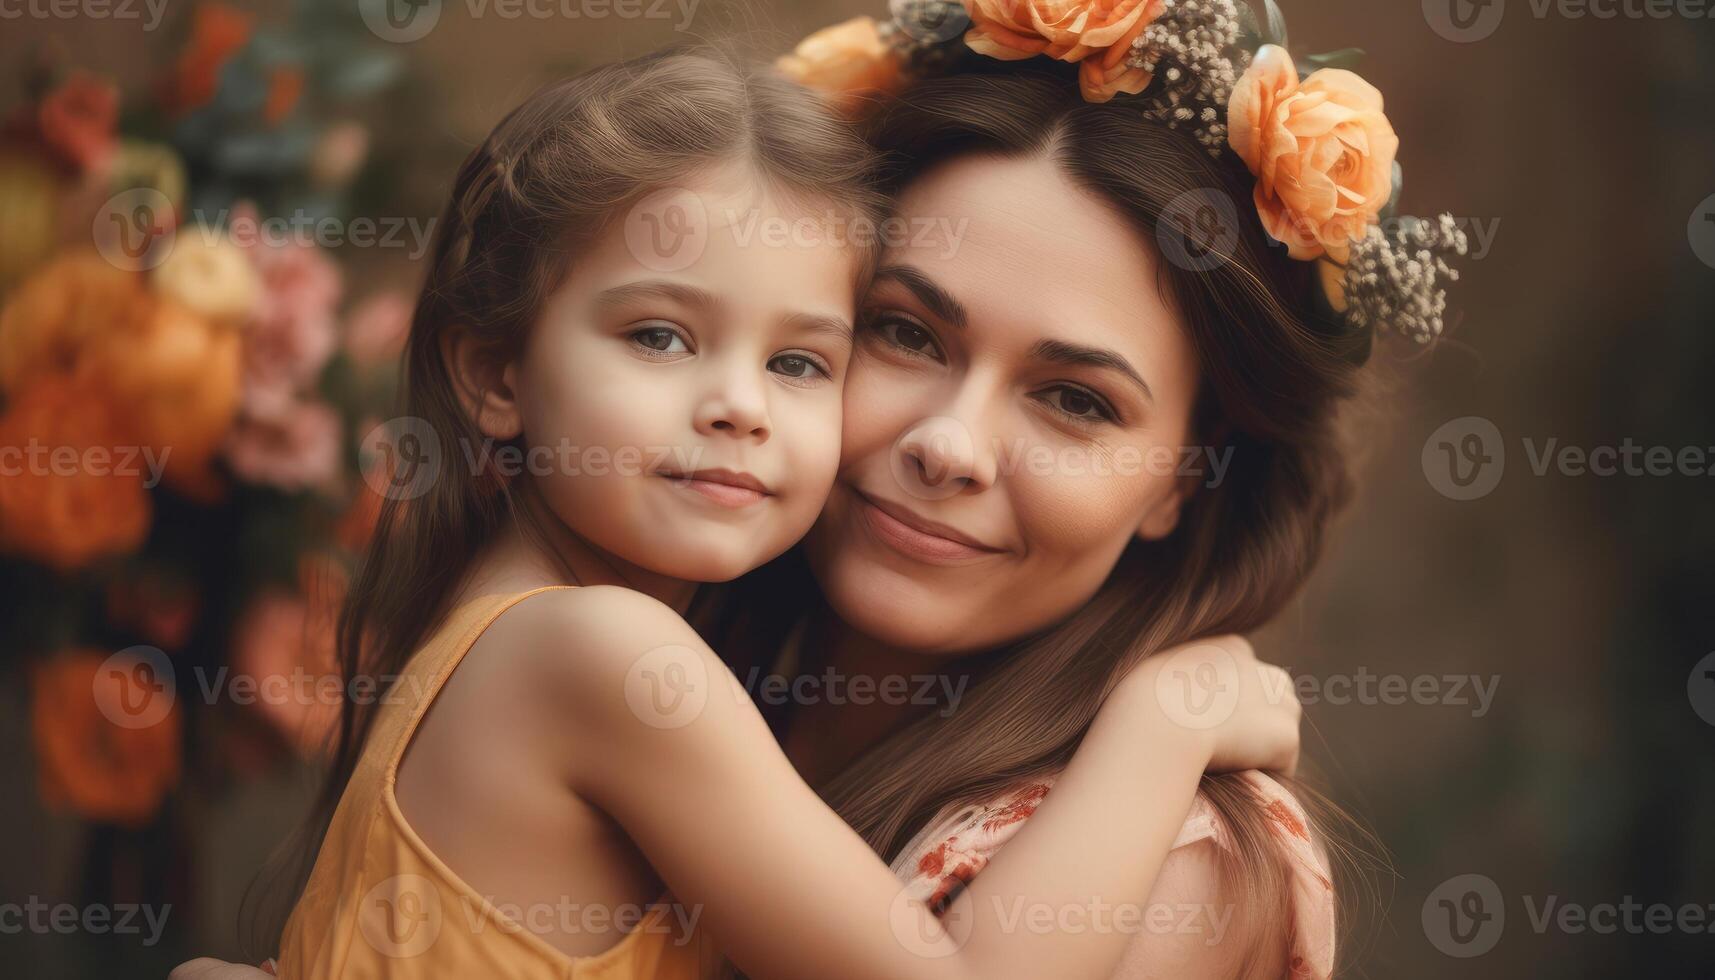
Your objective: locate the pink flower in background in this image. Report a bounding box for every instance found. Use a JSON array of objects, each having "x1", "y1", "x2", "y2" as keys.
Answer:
[
  {"x1": 229, "y1": 201, "x2": 340, "y2": 416},
  {"x1": 231, "y1": 587, "x2": 340, "y2": 757},
  {"x1": 224, "y1": 397, "x2": 342, "y2": 492},
  {"x1": 342, "y1": 290, "x2": 411, "y2": 367}
]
